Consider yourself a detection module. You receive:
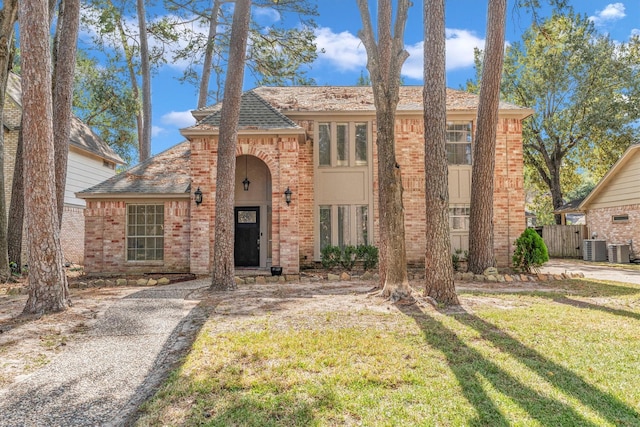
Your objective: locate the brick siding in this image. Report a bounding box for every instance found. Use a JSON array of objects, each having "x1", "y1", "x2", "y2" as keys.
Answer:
[
  {"x1": 586, "y1": 205, "x2": 640, "y2": 254},
  {"x1": 61, "y1": 205, "x2": 85, "y2": 265},
  {"x1": 85, "y1": 114, "x2": 526, "y2": 274},
  {"x1": 84, "y1": 199, "x2": 191, "y2": 274}
]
